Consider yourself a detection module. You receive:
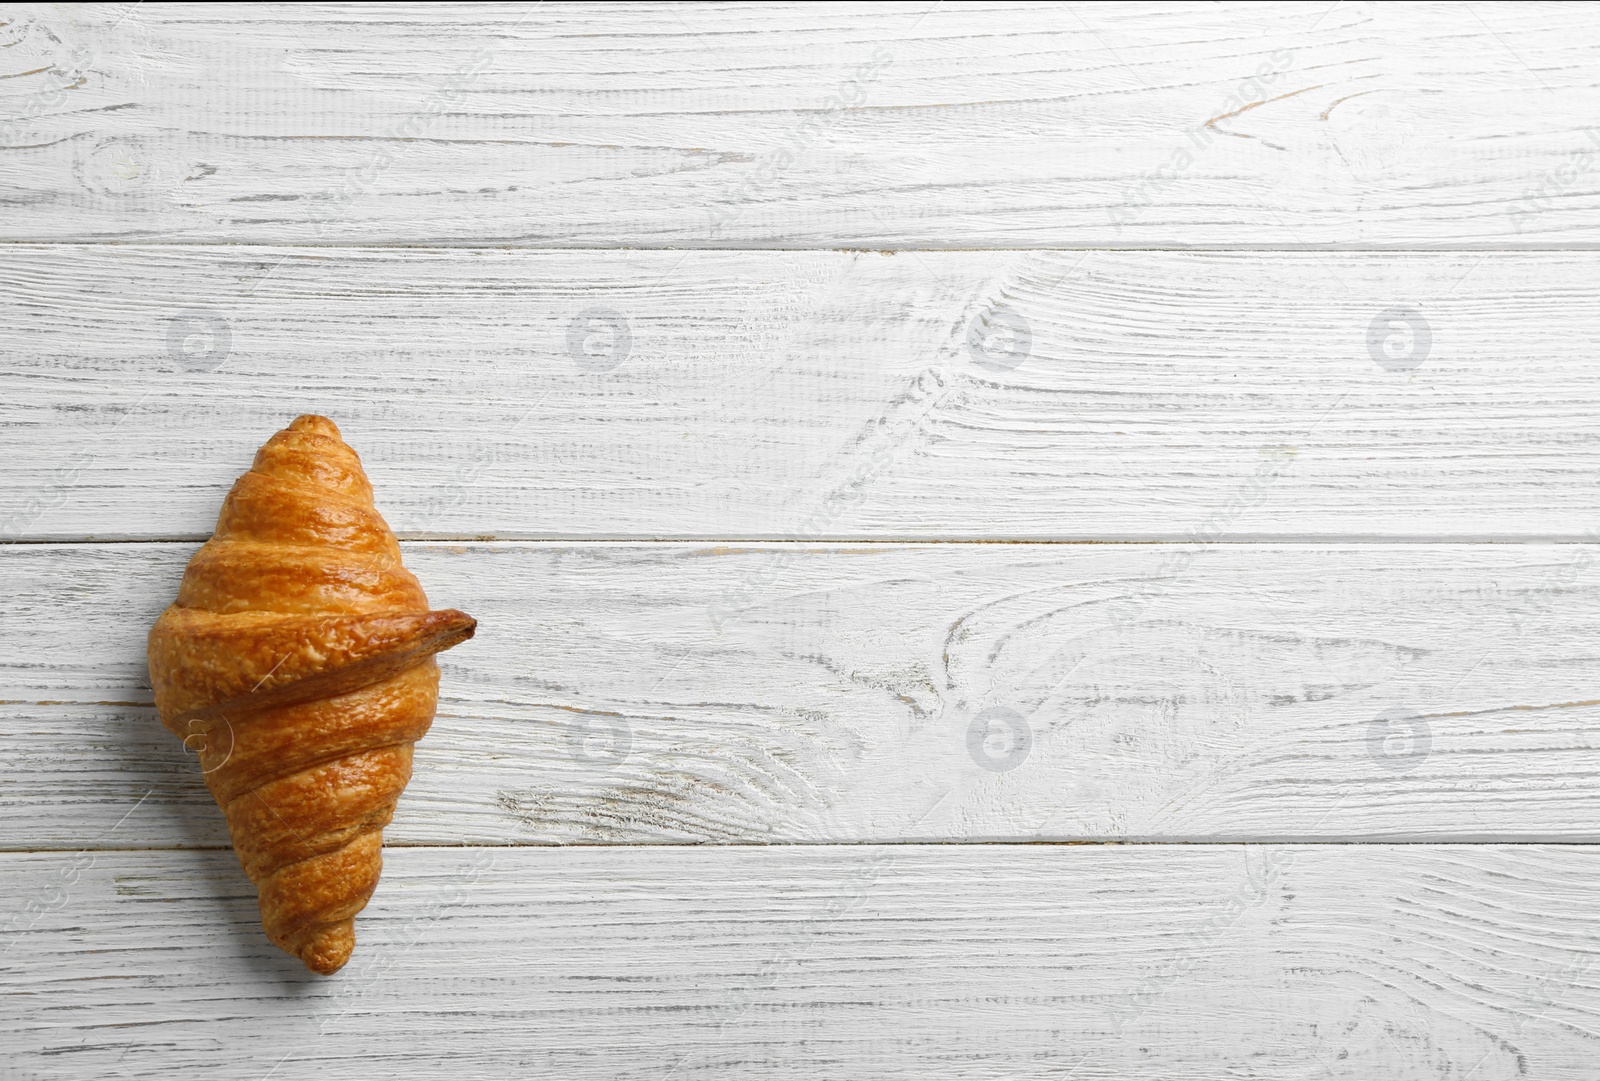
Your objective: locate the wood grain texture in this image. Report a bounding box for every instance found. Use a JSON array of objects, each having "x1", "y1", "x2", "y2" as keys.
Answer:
[
  {"x1": 7, "y1": 246, "x2": 1600, "y2": 541},
  {"x1": 5, "y1": 2, "x2": 1600, "y2": 247},
  {"x1": 8, "y1": 541, "x2": 1600, "y2": 846},
  {"x1": 5, "y1": 3, "x2": 1597, "y2": 1070},
  {"x1": 5, "y1": 844, "x2": 1600, "y2": 1079}
]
